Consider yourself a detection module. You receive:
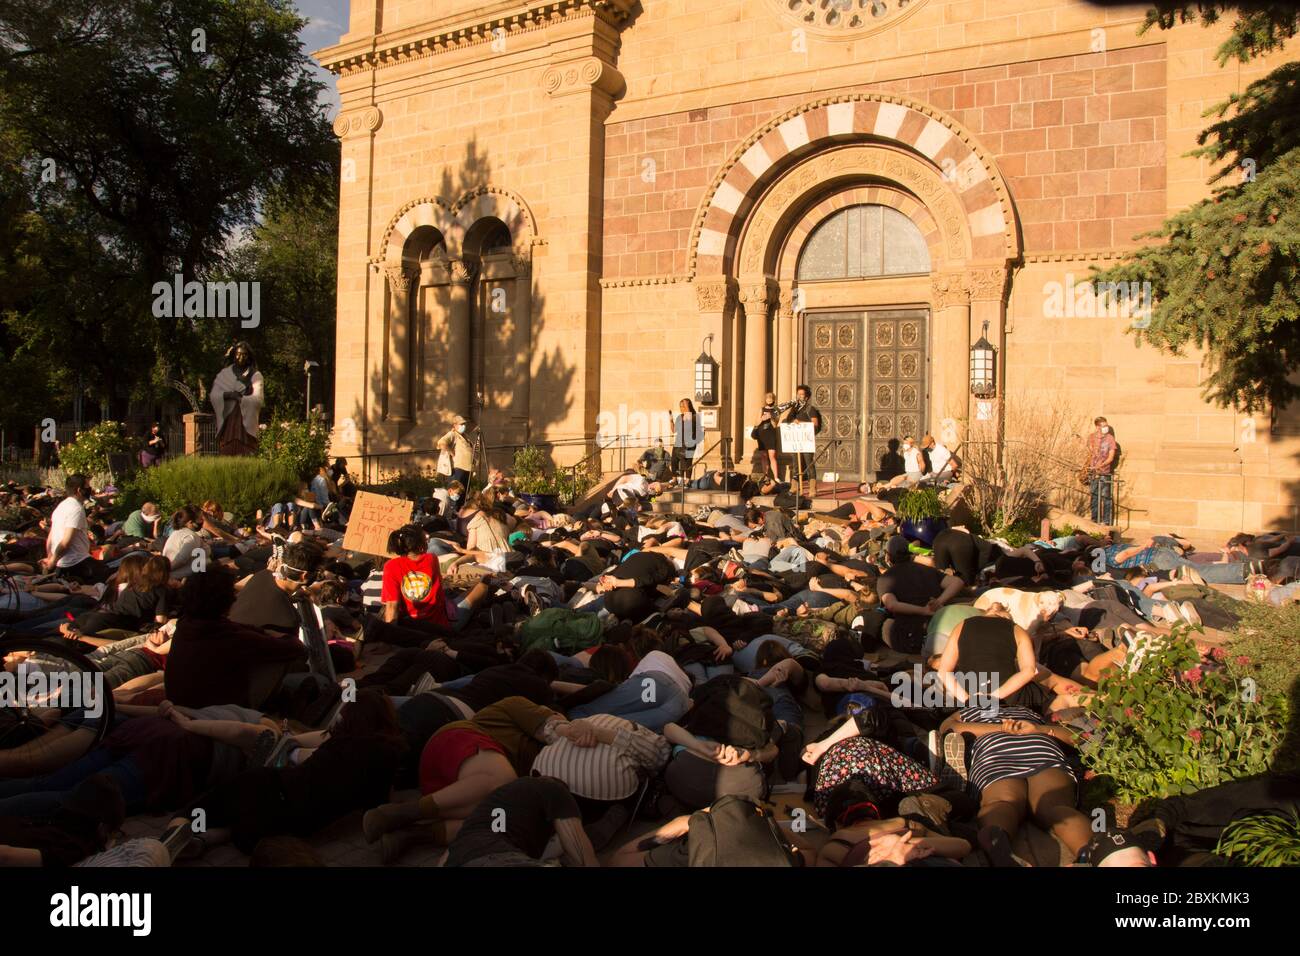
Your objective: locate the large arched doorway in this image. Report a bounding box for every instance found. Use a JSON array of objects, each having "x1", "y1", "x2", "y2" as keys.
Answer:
[
  {"x1": 688, "y1": 93, "x2": 1021, "y2": 482},
  {"x1": 794, "y1": 202, "x2": 932, "y2": 481}
]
